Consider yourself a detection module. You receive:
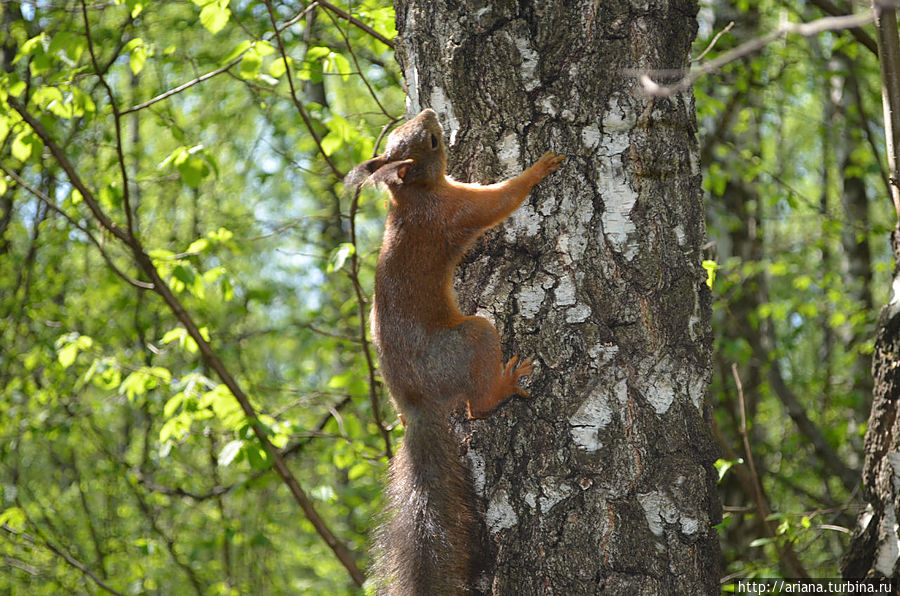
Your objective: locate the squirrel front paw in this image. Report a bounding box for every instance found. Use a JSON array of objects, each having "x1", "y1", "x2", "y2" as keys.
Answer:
[
  {"x1": 504, "y1": 355, "x2": 534, "y2": 398},
  {"x1": 532, "y1": 151, "x2": 565, "y2": 181}
]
